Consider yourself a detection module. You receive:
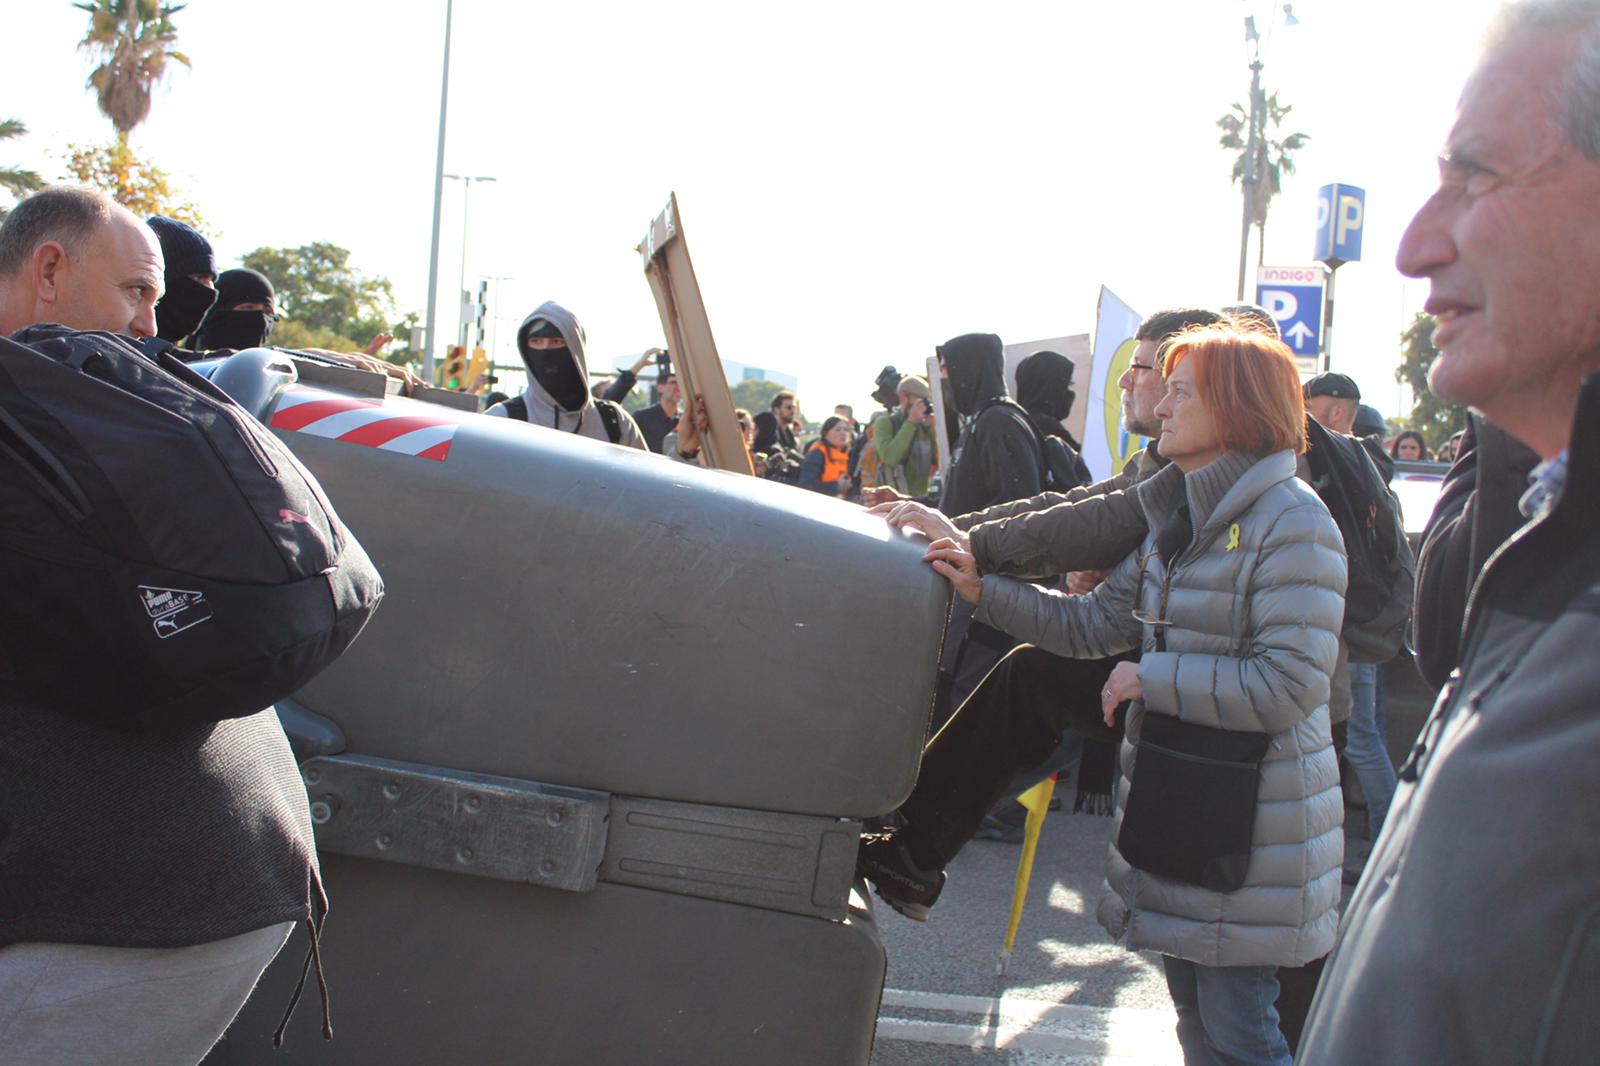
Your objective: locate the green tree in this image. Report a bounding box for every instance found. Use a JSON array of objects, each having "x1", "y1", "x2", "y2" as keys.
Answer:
[
  {"x1": 729, "y1": 378, "x2": 790, "y2": 418},
  {"x1": 242, "y1": 243, "x2": 416, "y2": 360},
  {"x1": 76, "y1": 0, "x2": 190, "y2": 138},
  {"x1": 63, "y1": 138, "x2": 205, "y2": 225},
  {"x1": 1218, "y1": 90, "x2": 1309, "y2": 261},
  {"x1": 1395, "y1": 311, "x2": 1468, "y2": 448},
  {"x1": 1, "y1": 119, "x2": 45, "y2": 216}
]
